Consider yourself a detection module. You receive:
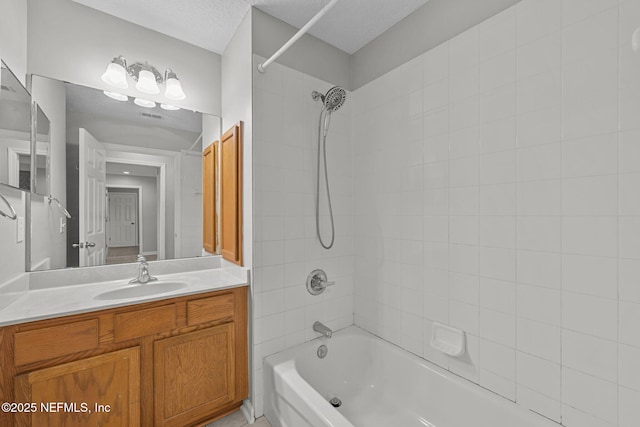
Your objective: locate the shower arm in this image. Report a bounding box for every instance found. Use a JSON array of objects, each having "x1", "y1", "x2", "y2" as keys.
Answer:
[{"x1": 257, "y1": 0, "x2": 341, "y2": 73}]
